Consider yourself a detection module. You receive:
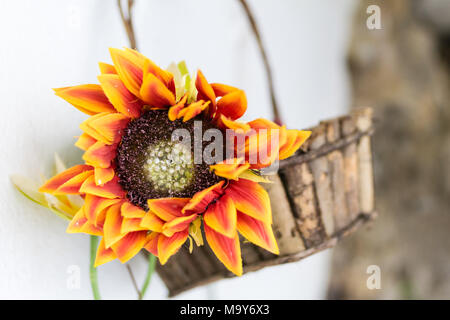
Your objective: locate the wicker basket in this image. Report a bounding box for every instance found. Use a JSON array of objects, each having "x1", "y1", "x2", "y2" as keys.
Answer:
[{"x1": 156, "y1": 107, "x2": 376, "y2": 297}]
